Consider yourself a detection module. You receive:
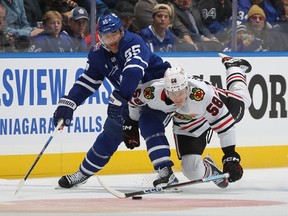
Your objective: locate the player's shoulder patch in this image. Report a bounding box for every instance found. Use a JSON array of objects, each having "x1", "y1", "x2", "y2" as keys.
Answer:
[
  {"x1": 143, "y1": 87, "x2": 155, "y2": 100},
  {"x1": 189, "y1": 87, "x2": 205, "y2": 101}
]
